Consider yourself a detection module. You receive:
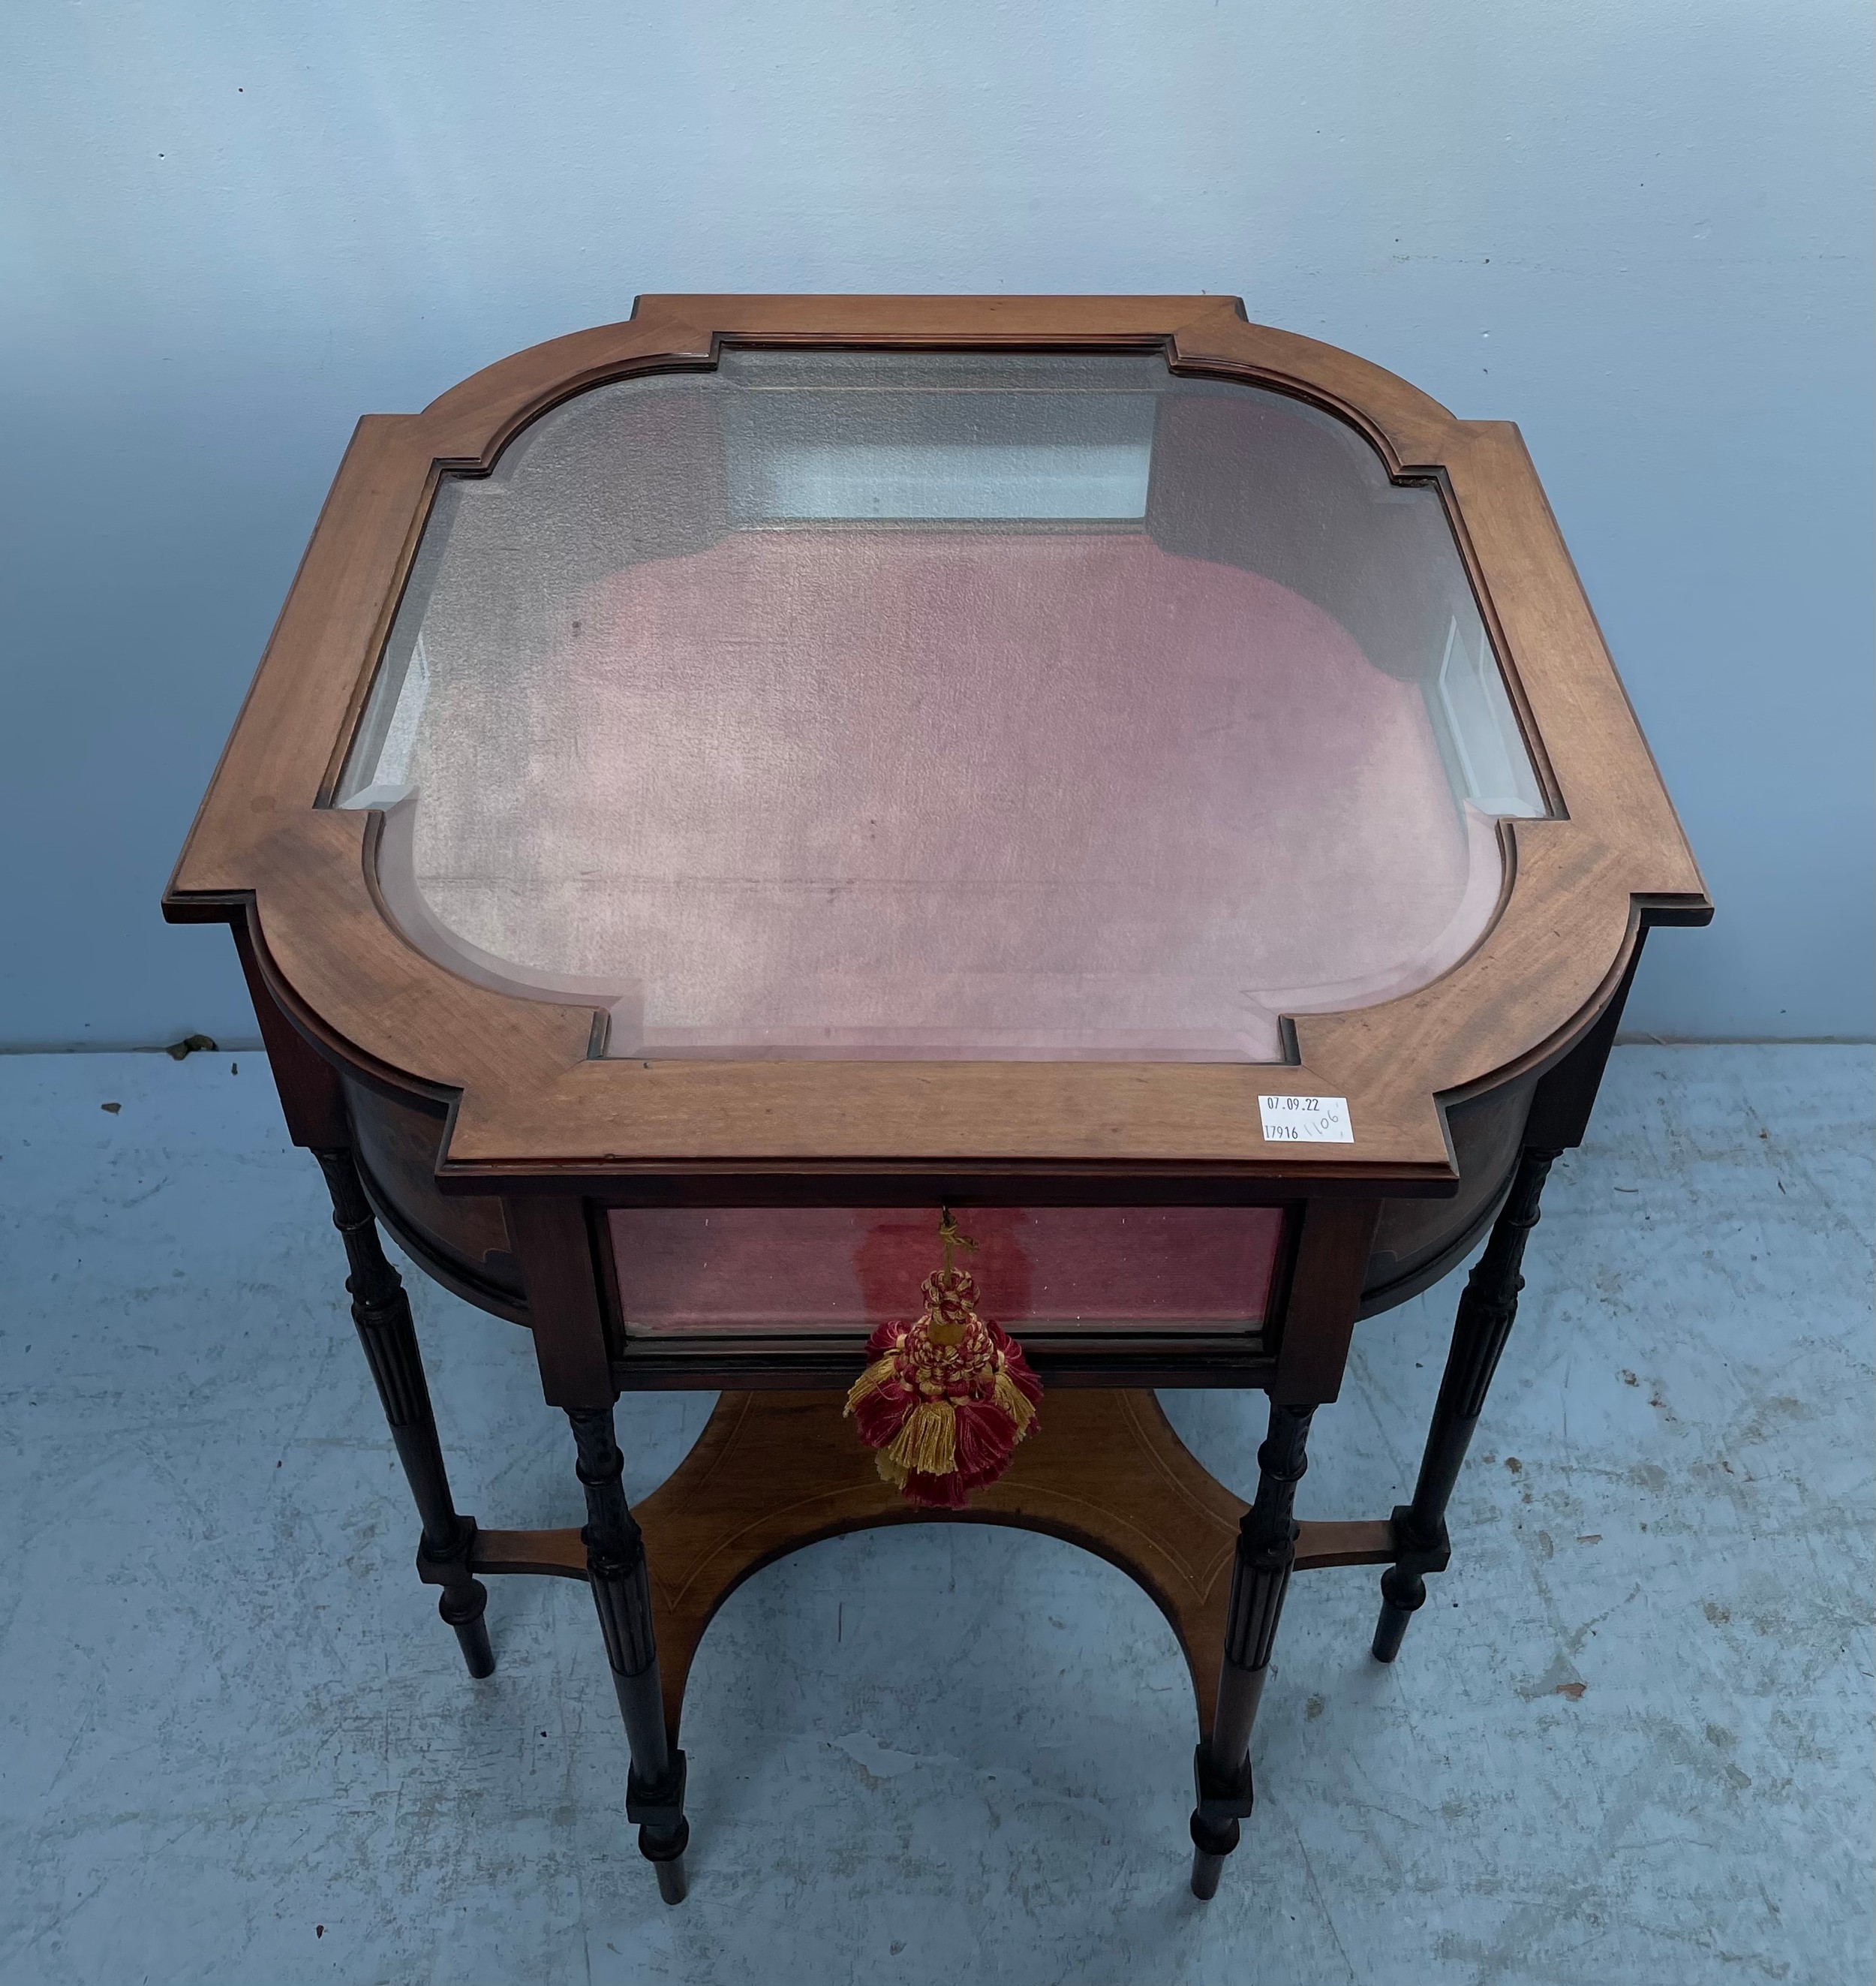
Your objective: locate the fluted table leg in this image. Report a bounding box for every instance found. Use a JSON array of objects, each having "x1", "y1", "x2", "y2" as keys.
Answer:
[
  {"x1": 312, "y1": 1147, "x2": 493, "y2": 1679},
  {"x1": 567, "y1": 1406, "x2": 690, "y2": 1904},
  {"x1": 1373, "y1": 1145, "x2": 1562, "y2": 1663},
  {"x1": 1190, "y1": 1400, "x2": 1314, "y2": 1900}
]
